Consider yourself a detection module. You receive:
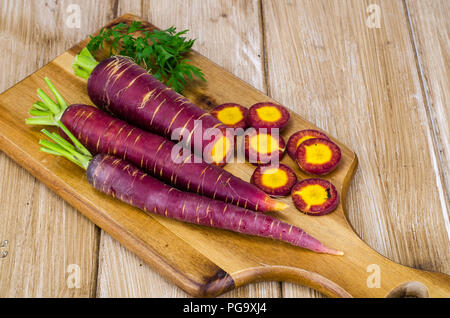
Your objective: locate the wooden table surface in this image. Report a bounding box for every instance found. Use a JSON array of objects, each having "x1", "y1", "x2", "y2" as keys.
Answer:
[{"x1": 0, "y1": 0, "x2": 448, "y2": 298}]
